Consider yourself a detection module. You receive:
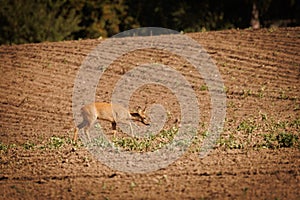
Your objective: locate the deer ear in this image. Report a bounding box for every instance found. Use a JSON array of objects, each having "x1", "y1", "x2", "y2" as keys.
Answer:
[{"x1": 136, "y1": 106, "x2": 143, "y2": 114}]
